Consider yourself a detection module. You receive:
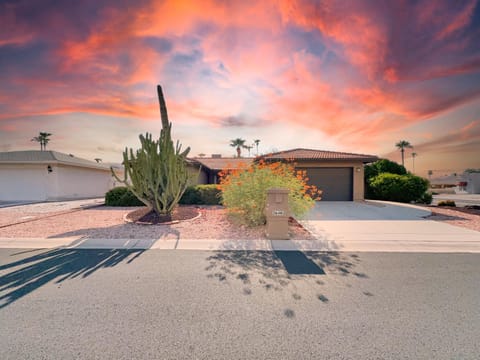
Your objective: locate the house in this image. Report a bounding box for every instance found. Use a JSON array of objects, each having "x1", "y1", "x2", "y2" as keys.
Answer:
[
  {"x1": 190, "y1": 155, "x2": 254, "y2": 184},
  {"x1": 258, "y1": 148, "x2": 378, "y2": 201},
  {"x1": 191, "y1": 148, "x2": 378, "y2": 201},
  {"x1": 0, "y1": 150, "x2": 122, "y2": 202}
]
